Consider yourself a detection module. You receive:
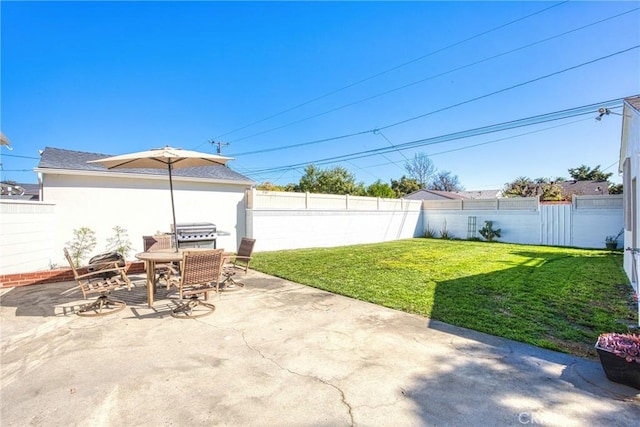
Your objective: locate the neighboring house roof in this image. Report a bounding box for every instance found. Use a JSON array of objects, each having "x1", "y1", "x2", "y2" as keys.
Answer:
[
  {"x1": 36, "y1": 147, "x2": 255, "y2": 185},
  {"x1": 457, "y1": 189, "x2": 503, "y2": 199},
  {"x1": 556, "y1": 180, "x2": 608, "y2": 196},
  {"x1": 403, "y1": 189, "x2": 467, "y2": 200},
  {"x1": 0, "y1": 182, "x2": 39, "y2": 200}
]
